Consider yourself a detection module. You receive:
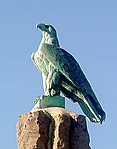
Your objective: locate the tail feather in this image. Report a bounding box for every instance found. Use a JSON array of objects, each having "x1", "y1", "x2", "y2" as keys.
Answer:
[
  {"x1": 87, "y1": 94, "x2": 106, "y2": 123},
  {"x1": 76, "y1": 93, "x2": 105, "y2": 123}
]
